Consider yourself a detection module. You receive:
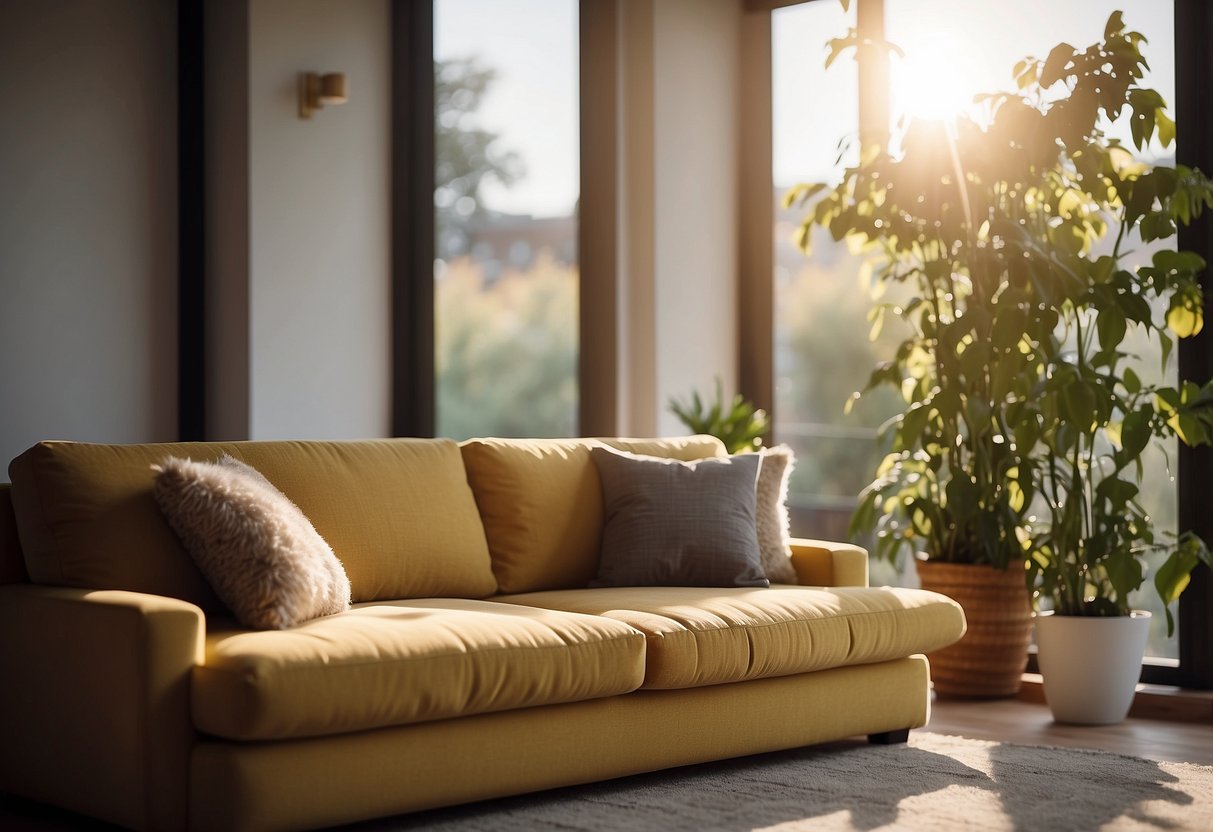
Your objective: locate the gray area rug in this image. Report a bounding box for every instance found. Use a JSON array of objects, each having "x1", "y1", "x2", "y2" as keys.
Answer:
[{"x1": 348, "y1": 732, "x2": 1213, "y2": 831}]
